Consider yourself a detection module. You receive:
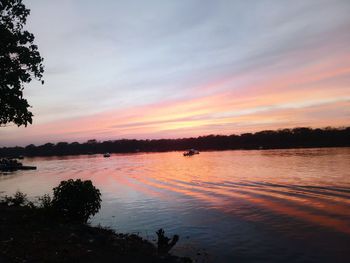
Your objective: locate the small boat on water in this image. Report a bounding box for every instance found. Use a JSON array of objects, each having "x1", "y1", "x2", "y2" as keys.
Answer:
[
  {"x1": 0, "y1": 158, "x2": 36, "y2": 172},
  {"x1": 183, "y1": 149, "x2": 200, "y2": 156},
  {"x1": 103, "y1": 153, "x2": 111, "y2": 158}
]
